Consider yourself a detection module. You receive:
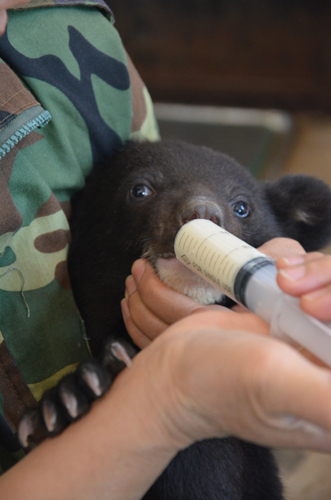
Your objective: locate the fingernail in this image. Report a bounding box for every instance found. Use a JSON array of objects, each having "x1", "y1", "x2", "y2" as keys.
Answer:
[
  {"x1": 279, "y1": 255, "x2": 305, "y2": 266},
  {"x1": 125, "y1": 275, "x2": 136, "y2": 296},
  {"x1": 303, "y1": 287, "x2": 330, "y2": 302},
  {"x1": 131, "y1": 259, "x2": 146, "y2": 283},
  {"x1": 279, "y1": 265, "x2": 306, "y2": 281},
  {"x1": 121, "y1": 298, "x2": 130, "y2": 320}
]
